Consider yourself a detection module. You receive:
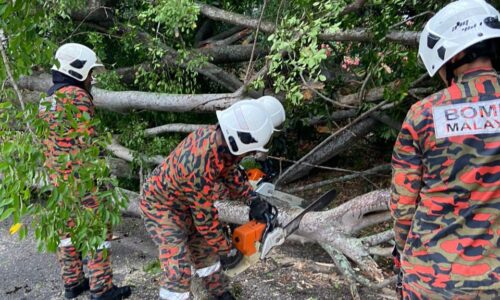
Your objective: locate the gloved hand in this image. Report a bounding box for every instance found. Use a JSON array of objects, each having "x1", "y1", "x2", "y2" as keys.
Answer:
[
  {"x1": 248, "y1": 196, "x2": 271, "y2": 222},
  {"x1": 220, "y1": 247, "x2": 243, "y2": 270}
]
